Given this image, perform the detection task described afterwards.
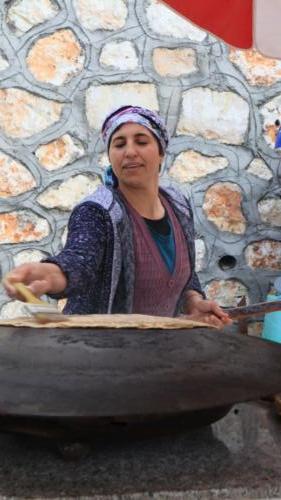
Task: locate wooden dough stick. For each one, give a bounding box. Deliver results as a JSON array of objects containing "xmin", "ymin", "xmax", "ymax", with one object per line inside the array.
[
  {"xmin": 12, "ymin": 282, "xmax": 65, "ymax": 323},
  {"xmin": 13, "ymin": 282, "xmax": 46, "ymax": 305}
]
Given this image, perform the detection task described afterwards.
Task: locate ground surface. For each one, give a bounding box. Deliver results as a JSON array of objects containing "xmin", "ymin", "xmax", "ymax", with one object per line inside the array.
[{"xmin": 0, "ymin": 402, "xmax": 280, "ymax": 499}]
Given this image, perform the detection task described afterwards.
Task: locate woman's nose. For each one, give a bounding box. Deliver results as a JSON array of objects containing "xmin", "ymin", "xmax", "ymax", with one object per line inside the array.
[{"xmin": 124, "ymin": 141, "xmax": 137, "ymax": 156}]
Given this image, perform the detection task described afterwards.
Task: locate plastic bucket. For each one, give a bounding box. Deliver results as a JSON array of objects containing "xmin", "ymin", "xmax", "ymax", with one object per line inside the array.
[{"xmin": 262, "ymin": 294, "xmax": 281, "ymax": 343}]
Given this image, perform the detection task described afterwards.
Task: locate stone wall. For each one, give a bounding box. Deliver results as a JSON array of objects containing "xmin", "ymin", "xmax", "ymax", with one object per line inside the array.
[{"xmin": 0, "ymin": 0, "xmax": 280, "ymax": 319}]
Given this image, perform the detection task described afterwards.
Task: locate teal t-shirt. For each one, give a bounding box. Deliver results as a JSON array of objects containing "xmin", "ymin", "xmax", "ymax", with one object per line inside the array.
[{"xmin": 144, "ymin": 212, "xmax": 176, "ymax": 273}]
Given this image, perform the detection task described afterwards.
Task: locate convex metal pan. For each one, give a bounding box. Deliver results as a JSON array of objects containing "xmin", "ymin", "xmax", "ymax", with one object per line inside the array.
[{"xmin": 0, "ymin": 325, "xmax": 280, "ymax": 437}]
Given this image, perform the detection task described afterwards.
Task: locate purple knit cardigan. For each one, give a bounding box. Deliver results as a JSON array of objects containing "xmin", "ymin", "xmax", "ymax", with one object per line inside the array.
[{"xmin": 44, "ymin": 185, "xmax": 204, "ymax": 315}]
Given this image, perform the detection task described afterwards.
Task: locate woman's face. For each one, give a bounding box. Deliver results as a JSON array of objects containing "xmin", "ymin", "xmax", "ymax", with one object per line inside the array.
[{"xmin": 108, "ymin": 122, "xmax": 164, "ymax": 189}]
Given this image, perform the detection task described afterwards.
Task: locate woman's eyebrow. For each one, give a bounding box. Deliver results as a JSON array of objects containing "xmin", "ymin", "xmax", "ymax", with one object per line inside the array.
[
  {"xmin": 134, "ymin": 133, "xmax": 149, "ymax": 138},
  {"xmin": 112, "ymin": 132, "xmax": 149, "ymax": 143}
]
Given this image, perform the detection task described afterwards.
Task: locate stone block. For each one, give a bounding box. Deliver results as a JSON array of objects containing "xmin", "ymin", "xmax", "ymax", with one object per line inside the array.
[
  {"xmin": 246, "ymin": 158, "xmax": 273, "ymax": 180},
  {"xmin": 153, "ymin": 48, "xmax": 197, "ymax": 77},
  {"xmin": 195, "ymin": 238, "xmax": 206, "ymax": 272},
  {"xmin": 245, "ymin": 240, "xmax": 281, "ymax": 270},
  {"xmin": 6, "ymin": 0, "xmax": 59, "ymax": 36},
  {"xmin": 0, "ymin": 300, "xmax": 27, "ymax": 319},
  {"xmin": 26, "ymin": 29, "xmax": 85, "ymax": 85},
  {"xmin": 258, "ymin": 199, "xmax": 281, "ymax": 227},
  {"xmin": 203, "ymin": 182, "xmax": 246, "ymax": 234},
  {"xmin": 0, "ymin": 211, "xmax": 49, "ymax": 244},
  {"xmin": 73, "ymin": 0, "xmax": 127, "ymax": 31},
  {"xmin": 0, "ymin": 88, "xmax": 62, "ymax": 138},
  {"xmin": 100, "ymin": 41, "xmax": 138, "ymax": 71},
  {"xmin": 35, "ymin": 134, "xmax": 85, "ymax": 170},
  {"xmin": 13, "ymin": 249, "xmax": 47, "ymax": 266},
  {"xmin": 177, "ymin": 87, "xmax": 249, "ymax": 145},
  {"xmin": 205, "ymin": 279, "xmax": 249, "ymax": 307},
  {"xmin": 98, "ymin": 152, "xmax": 110, "ymax": 168},
  {"xmin": 146, "ymin": 0, "xmax": 206, "ymax": 40},
  {"xmin": 86, "ymin": 82, "xmax": 159, "ymax": 130},
  {"xmin": 37, "ymin": 174, "xmax": 101, "ymax": 211},
  {"xmin": 169, "ymin": 150, "xmax": 228, "ymax": 183},
  {"xmin": 229, "ymin": 49, "xmax": 281, "ymax": 87},
  {"xmin": 0, "ymin": 152, "xmax": 36, "ymax": 196}
]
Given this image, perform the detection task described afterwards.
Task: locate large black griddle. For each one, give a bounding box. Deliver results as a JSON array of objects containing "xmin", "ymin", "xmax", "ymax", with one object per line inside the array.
[{"xmin": 0, "ymin": 325, "xmax": 280, "ymax": 439}]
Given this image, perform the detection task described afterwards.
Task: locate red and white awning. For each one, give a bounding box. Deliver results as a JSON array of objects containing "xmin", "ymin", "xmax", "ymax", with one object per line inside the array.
[{"xmin": 162, "ymin": 0, "xmax": 281, "ymax": 59}]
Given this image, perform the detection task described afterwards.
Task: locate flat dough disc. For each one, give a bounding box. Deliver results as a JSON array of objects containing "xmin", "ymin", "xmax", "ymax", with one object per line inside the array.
[{"xmin": 0, "ymin": 313, "xmax": 214, "ymax": 329}]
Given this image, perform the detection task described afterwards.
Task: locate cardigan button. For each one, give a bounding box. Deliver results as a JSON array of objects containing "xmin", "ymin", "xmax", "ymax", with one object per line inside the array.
[{"xmin": 168, "ymin": 279, "xmax": 175, "ymax": 288}]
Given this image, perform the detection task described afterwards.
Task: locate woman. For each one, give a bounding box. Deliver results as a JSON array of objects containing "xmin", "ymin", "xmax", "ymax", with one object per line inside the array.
[{"xmin": 4, "ymin": 105, "xmax": 231, "ymax": 327}]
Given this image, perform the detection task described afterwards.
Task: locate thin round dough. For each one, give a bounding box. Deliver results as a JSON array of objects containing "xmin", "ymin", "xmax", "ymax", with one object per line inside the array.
[{"xmin": 0, "ymin": 313, "xmax": 214, "ymax": 329}]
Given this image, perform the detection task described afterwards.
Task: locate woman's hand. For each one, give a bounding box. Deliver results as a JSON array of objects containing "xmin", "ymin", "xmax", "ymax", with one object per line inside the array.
[
  {"xmin": 3, "ymin": 263, "xmax": 67, "ymax": 301},
  {"xmin": 183, "ymin": 291, "xmax": 232, "ymax": 328}
]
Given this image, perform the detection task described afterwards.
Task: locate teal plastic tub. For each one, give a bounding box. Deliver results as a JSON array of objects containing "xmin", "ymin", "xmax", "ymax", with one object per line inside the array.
[{"xmin": 262, "ymin": 294, "xmax": 281, "ymax": 343}]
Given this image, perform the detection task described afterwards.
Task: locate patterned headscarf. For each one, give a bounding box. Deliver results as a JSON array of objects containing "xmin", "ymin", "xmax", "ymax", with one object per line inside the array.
[{"xmin": 101, "ymin": 105, "xmax": 170, "ymax": 187}]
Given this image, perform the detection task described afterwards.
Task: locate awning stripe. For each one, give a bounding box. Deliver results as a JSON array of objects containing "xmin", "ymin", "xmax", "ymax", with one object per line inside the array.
[
  {"xmin": 162, "ymin": 0, "xmax": 253, "ymax": 48},
  {"xmin": 255, "ymin": 0, "xmax": 281, "ymax": 58}
]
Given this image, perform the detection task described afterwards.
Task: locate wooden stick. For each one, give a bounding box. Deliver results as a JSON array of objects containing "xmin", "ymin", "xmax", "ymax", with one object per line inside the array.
[
  {"xmin": 13, "ymin": 283, "xmax": 46, "ymax": 305},
  {"xmin": 226, "ymin": 300, "xmax": 281, "ymax": 320}
]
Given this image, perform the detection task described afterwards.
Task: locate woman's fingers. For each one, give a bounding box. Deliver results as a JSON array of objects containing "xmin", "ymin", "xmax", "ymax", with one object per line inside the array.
[
  {"xmin": 3, "ymin": 263, "xmax": 67, "ymax": 302},
  {"xmin": 205, "ymin": 304, "xmax": 232, "ymax": 324},
  {"xmin": 186, "ymin": 313, "xmax": 225, "ymax": 328},
  {"xmin": 187, "ymin": 298, "xmax": 232, "ymax": 326},
  {"xmin": 2, "ymin": 278, "xmax": 18, "ymax": 299},
  {"xmin": 209, "ymin": 302, "xmax": 231, "ymax": 322},
  {"xmin": 28, "ymin": 279, "xmax": 50, "ymax": 297},
  {"xmin": 3, "ymin": 264, "xmax": 49, "ymax": 299},
  {"xmin": 203, "ymin": 314, "xmax": 226, "ymax": 328},
  {"xmin": 5, "ymin": 264, "xmax": 34, "ymax": 286}
]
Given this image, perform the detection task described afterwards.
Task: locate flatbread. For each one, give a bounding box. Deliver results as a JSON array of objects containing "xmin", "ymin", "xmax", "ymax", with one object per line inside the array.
[{"xmin": 0, "ymin": 313, "xmax": 214, "ymax": 329}]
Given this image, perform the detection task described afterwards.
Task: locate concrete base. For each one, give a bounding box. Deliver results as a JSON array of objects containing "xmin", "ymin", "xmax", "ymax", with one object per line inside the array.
[{"xmin": 0, "ymin": 402, "xmax": 281, "ymax": 498}]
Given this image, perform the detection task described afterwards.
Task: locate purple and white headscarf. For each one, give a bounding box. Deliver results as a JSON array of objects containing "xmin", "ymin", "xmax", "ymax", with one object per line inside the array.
[
  {"xmin": 102, "ymin": 105, "xmax": 170, "ymax": 187},
  {"xmin": 102, "ymin": 105, "xmax": 170, "ymax": 154},
  {"xmin": 102, "ymin": 106, "xmax": 169, "ymax": 187}
]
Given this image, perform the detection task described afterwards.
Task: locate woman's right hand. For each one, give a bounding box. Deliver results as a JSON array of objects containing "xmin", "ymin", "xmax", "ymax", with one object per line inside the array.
[{"xmin": 3, "ymin": 263, "xmax": 67, "ymax": 301}]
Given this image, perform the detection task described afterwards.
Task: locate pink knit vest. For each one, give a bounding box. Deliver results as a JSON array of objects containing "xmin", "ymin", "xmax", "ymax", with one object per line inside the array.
[{"xmin": 125, "ymin": 196, "xmax": 191, "ymax": 317}]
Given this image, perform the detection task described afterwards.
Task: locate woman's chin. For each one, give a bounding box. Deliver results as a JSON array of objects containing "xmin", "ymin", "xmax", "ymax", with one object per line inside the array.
[
  {"xmin": 121, "ymin": 178, "xmax": 146, "ymax": 189},
  {"xmin": 128, "ymin": 183, "xmax": 144, "ymax": 190}
]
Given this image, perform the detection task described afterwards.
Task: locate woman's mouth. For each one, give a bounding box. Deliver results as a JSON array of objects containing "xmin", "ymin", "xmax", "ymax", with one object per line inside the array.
[{"xmin": 123, "ymin": 163, "xmax": 142, "ymax": 170}]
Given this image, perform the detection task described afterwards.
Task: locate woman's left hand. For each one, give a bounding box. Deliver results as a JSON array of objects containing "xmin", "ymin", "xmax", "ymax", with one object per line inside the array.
[{"xmin": 183, "ymin": 292, "xmax": 233, "ymax": 328}]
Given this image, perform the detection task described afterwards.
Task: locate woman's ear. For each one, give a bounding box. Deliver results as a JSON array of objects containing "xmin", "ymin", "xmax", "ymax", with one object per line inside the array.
[{"xmin": 159, "ymin": 151, "xmax": 164, "ymax": 170}]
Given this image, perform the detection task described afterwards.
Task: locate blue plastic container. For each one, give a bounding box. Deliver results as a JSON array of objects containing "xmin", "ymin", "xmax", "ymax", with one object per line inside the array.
[
  {"xmin": 275, "ymin": 130, "xmax": 281, "ymax": 149},
  {"xmin": 262, "ymin": 294, "xmax": 281, "ymax": 343}
]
